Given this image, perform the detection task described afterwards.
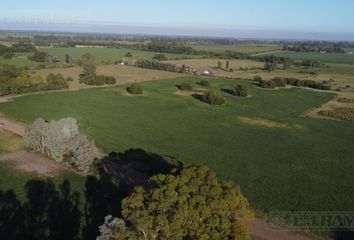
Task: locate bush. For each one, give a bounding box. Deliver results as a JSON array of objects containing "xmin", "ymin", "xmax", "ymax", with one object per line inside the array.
[
  {"xmin": 179, "ymin": 82, "xmax": 193, "ymax": 91},
  {"xmin": 79, "ymin": 75, "xmax": 116, "ymax": 86},
  {"xmin": 152, "ymin": 54, "xmax": 168, "ymax": 61},
  {"xmin": 258, "ymin": 79, "xmax": 276, "ymax": 89},
  {"xmin": 29, "ymin": 51, "xmax": 48, "ymax": 62},
  {"xmin": 199, "ymin": 80, "xmax": 210, "ymax": 87},
  {"xmin": 203, "ymin": 90, "xmax": 225, "ymax": 105},
  {"xmin": 66, "ymin": 77, "xmax": 74, "ymax": 81},
  {"xmin": 272, "ymin": 77, "xmax": 286, "ymax": 87},
  {"xmin": 318, "ymin": 108, "xmax": 354, "ymax": 122},
  {"xmin": 253, "ymin": 75, "xmax": 262, "ymax": 82},
  {"xmin": 127, "ymin": 82, "xmax": 143, "ymax": 95},
  {"xmin": 24, "ymin": 118, "xmax": 100, "ymax": 173},
  {"xmin": 46, "ymin": 73, "xmax": 69, "ymax": 90},
  {"xmin": 232, "ymin": 84, "xmax": 248, "ymax": 97},
  {"xmin": 125, "ymin": 52, "xmax": 133, "ymax": 57}
]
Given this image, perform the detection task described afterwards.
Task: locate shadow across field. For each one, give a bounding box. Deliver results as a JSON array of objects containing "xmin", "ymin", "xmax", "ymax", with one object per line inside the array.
[{"xmin": 0, "ymin": 148, "xmax": 181, "ymax": 240}]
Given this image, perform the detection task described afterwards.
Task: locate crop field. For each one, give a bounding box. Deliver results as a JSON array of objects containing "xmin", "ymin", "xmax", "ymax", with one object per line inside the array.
[
  {"xmin": 192, "ymin": 43, "xmax": 281, "ymax": 54},
  {"xmin": 1, "ymin": 77, "xmax": 353, "ymax": 213},
  {"xmin": 262, "ymin": 51, "xmax": 354, "ymax": 65}
]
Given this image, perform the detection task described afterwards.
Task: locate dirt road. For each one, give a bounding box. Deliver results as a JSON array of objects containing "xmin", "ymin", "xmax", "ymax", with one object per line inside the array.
[
  {"xmin": 0, "ymin": 117, "xmax": 25, "ymax": 136},
  {"xmin": 0, "ymin": 150, "xmax": 62, "ymax": 176},
  {"xmin": 247, "ymin": 219, "xmax": 312, "ymax": 240}
]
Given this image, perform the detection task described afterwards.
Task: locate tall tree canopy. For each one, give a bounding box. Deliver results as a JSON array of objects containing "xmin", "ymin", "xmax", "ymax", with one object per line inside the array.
[{"xmin": 98, "ymin": 165, "xmax": 253, "ymax": 240}]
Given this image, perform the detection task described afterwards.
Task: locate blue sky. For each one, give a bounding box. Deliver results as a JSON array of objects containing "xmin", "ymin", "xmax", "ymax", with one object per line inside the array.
[{"xmin": 1, "ymin": 0, "xmax": 354, "ymax": 40}]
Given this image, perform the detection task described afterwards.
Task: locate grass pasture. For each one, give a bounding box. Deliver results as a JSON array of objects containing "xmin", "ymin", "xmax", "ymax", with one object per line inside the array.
[
  {"xmin": 41, "ymin": 47, "xmax": 201, "ymax": 63},
  {"xmin": 34, "ymin": 65, "xmax": 182, "ymax": 89},
  {"xmin": 0, "ymin": 77, "xmax": 353, "ymax": 214},
  {"xmin": 261, "ymin": 51, "xmax": 354, "ymax": 65},
  {"xmin": 192, "ymin": 43, "xmax": 282, "ymax": 54}
]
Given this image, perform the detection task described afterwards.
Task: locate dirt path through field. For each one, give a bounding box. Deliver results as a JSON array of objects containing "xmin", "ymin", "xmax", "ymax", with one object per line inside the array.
[
  {"xmin": 0, "ymin": 150, "xmax": 63, "ymax": 176},
  {"xmin": 0, "ymin": 117, "xmax": 25, "ymax": 136},
  {"xmin": 247, "ymin": 219, "xmax": 312, "ymax": 240}
]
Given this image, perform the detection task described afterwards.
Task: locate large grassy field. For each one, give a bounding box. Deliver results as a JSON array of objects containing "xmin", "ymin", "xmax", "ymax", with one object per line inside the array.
[
  {"xmin": 192, "ymin": 43, "xmax": 281, "ymax": 54},
  {"xmin": 0, "ymin": 47, "xmax": 201, "ymax": 68},
  {"xmin": 0, "ymin": 77, "xmax": 353, "ymax": 214},
  {"xmin": 41, "ymin": 47, "xmax": 200, "ymax": 63},
  {"xmin": 262, "ymin": 51, "xmax": 354, "ymax": 65}
]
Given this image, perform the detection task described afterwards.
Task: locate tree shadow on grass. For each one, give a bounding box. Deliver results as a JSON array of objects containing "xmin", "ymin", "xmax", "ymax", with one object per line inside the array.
[
  {"xmin": 191, "ymin": 93, "xmax": 205, "ymax": 103},
  {"xmin": 0, "ymin": 179, "xmax": 81, "ymax": 240},
  {"xmin": 331, "ymin": 228, "xmax": 354, "ymax": 240},
  {"xmin": 221, "ymin": 88, "xmax": 234, "ymax": 96}
]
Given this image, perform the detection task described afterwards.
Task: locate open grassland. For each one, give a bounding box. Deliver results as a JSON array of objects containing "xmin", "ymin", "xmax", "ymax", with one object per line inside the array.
[
  {"xmin": 0, "ymin": 77, "xmax": 353, "ymax": 214},
  {"xmin": 261, "ymin": 51, "xmax": 354, "ymax": 65},
  {"xmin": 192, "ymin": 43, "xmax": 282, "ymax": 54},
  {"xmin": 0, "ymin": 47, "xmax": 201, "ymax": 68},
  {"xmin": 166, "ymin": 59, "xmax": 354, "ymax": 91},
  {"xmin": 35, "ymin": 65, "xmax": 182, "ymax": 89},
  {"xmin": 0, "ymin": 130, "xmax": 25, "ymax": 153}
]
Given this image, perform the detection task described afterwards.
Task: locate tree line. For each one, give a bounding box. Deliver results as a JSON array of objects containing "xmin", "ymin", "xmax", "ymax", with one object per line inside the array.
[{"xmin": 0, "ymin": 65, "xmax": 69, "ymax": 96}]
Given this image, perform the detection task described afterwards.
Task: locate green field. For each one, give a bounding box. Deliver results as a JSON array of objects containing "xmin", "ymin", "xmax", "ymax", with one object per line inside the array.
[
  {"xmin": 41, "ymin": 47, "xmax": 200, "ymax": 63},
  {"xmin": 1, "ymin": 77, "xmax": 353, "ymax": 214},
  {"xmin": 192, "ymin": 43, "xmax": 281, "ymax": 54},
  {"xmin": 0, "ymin": 47, "xmax": 201, "ymax": 68},
  {"xmin": 263, "ymin": 51, "xmax": 354, "ymax": 65}
]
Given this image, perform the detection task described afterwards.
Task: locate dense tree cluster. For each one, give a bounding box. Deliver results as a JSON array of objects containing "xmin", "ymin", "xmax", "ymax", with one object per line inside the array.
[
  {"xmin": 256, "ymin": 76, "xmax": 331, "ymax": 90},
  {"xmin": 24, "ymin": 117, "xmax": 100, "ymax": 173},
  {"xmin": 301, "ymin": 60, "xmax": 320, "ymax": 68},
  {"xmin": 0, "ymin": 65, "xmax": 69, "ymax": 96},
  {"xmin": 199, "ymin": 80, "xmax": 210, "ymax": 87},
  {"xmin": 283, "ymin": 42, "xmax": 345, "ymax": 53},
  {"xmin": 46, "ymin": 73, "xmax": 69, "ymax": 90},
  {"xmin": 318, "ymin": 108, "xmax": 354, "ymax": 122},
  {"xmin": 203, "ymin": 90, "xmax": 225, "ymax": 105},
  {"xmin": 11, "ymin": 42, "xmax": 36, "ymax": 52},
  {"xmin": 152, "ymin": 54, "xmax": 168, "ymax": 61},
  {"xmin": 126, "ymin": 82, "xmax": 143, "ymax": 95},
  {"xmin": 80, "ymin": 75, "xmax": 116, "ymax": 86},
  {"xmin": 78, "ymin": 53, "xmax": 116, "ymax": 86},
  {"xmin": 97, "ymin": 165, "xmax": 253, "ymax": 240},
  {"xmin": 134, "ymin": 60, "xmax": 177, "ymax": 72}
]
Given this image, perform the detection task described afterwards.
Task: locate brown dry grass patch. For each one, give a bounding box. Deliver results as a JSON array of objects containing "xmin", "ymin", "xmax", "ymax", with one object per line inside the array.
[
  {"xmin": 239, "ymin": 116, "xmax": 294, "ymax": 129},
  {"xmin": 34, "ymin": 65, "xmax": 182, "ymax": 90}
]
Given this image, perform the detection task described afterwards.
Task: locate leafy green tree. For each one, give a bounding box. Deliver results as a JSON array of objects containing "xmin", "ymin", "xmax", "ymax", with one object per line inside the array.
[
  {"xmin": 46, "ymin": 73, "xmax": 69, "ymax": 90},
  {"xmin": 127, "ymin": 82, "xmax": 143, "ymax": 95},
  {"xmin": 81, "ymin": 53, "xmax": 96, "ymax": 77},
  {"xmin": 112, "ymin": 165, "xmax": 253, "ymax": 240},
  {"xmin": 218, "ymin": 61, "xmax": 223, "ymax": 69},
  {"xmin": 264, "ymin": 62, "xmax": 277, "ymax": 72},
  {"xmin": 152, "ymin": 54, "xmax": 168, "ymax": 61}
]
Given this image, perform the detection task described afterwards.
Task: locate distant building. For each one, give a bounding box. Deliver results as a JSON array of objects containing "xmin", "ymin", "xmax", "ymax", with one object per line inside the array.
[{"xmin": 201, "ymin": 70, "xmax": 213, "ymax": 76}]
